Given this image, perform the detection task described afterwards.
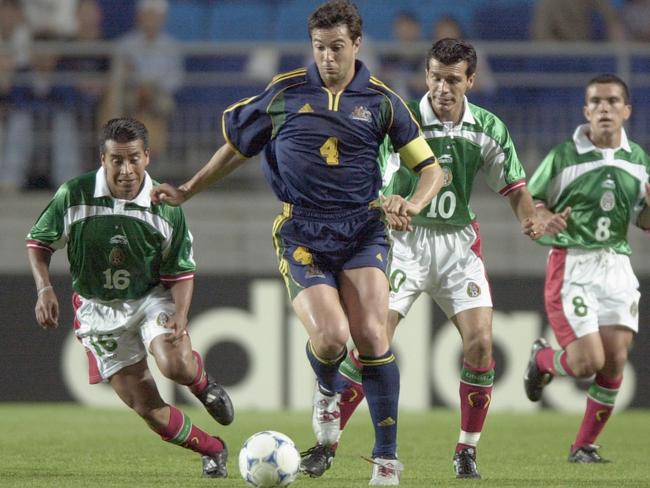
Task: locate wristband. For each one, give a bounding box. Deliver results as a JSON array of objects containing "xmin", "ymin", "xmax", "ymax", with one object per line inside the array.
[{"xmin": 37, "ymin": 285, "xmax": 53, "ymax": 296}]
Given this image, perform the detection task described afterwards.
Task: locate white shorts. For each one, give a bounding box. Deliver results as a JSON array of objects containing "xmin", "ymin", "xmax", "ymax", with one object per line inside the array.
[
  {"xmin": 73, "ymin": 285, "xmax": 176, "ymax": 383},
  {"xmin": 388, "ymin": 222, "xmax": 492, "ymax": 319},
  {"xmin": 544, "ymin": 247, "xmax": 640, "ymax": 348}
]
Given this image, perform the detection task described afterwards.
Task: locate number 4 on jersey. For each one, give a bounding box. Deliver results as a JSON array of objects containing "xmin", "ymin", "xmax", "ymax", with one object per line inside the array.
[{"xmin": 320, "ymin": 137, "xmax": 339, "ymax": 165}]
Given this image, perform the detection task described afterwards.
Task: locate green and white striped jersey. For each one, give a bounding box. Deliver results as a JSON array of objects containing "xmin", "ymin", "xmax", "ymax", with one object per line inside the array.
[
  {"xmin": 529, "ymin": 124, "xmax": 650, "ymax": 254},
  {"xmin": 27, "ymin": 169, "xmax": 196, "ymax": 300},
  {"xmin": 380, "ymin": 94, "xmax": 526, "ymax": 227}
]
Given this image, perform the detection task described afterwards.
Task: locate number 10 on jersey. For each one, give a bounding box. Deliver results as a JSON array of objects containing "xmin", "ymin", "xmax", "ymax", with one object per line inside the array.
[{"xmin": 426, "ymin": 190, "xmax": 457, "ymax": 219}]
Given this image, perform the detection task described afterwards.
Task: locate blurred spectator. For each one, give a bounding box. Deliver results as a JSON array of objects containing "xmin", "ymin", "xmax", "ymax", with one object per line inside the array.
[
  {"xmin": 621, "ymin": 0, "xmax": 650, "ymax": 41},
  {"xmin": 0, "ymin": 0, "xmax": 32, "ymax": 95},
  {"xmin": 114, "ymin": 0, "xmax": 183, "ymax": 157},
  {"xmin": 381, "ymin": 10, "xmax": 425, "ymax": 100},
  {"xmin": 1, "ymin": 35, "xmax": 82, "ymax": 190},
  {"xmin": 65, "ymin": 0, "xmax": 110, "ymax": 160},
  {"xmin": 22, "ymin": 0, "xmax": 78, "ymax": 39},
  {"xmin": 433, "ymin": 15, "xmax": 496, "ymax": 98},
  {"xmin": 0, "ymin": 0, "xmax": 32, "ymax": 192},
  {"xmin": 69, "ymin": 0, "xmax": 108, "ymax": 109},
  {"xmin": 531, "ymin": 0, "xmax": 625, "ymax": 41}
]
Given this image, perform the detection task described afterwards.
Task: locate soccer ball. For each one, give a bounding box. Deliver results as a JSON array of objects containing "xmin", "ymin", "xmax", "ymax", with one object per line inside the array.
[{"xmin": 238, "ymin": 431, "xmax": 301, "ymax": 487}]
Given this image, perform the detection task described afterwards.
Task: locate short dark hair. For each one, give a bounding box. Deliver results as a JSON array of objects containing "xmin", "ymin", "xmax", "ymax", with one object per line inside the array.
[
  {"xmin": 308, "ymin": 0, "xmax": 362, "ymax": 41},
  {"xmin": 99, "ymin": 118, "xmax": 149, "ymax": 153},
  {"xmin": 586, "ymin": 73, "xmax": 630, "ymax": 104},
  {"xmin": 426, "ymin": 38, "xmax": 477, "ymax": 77}
]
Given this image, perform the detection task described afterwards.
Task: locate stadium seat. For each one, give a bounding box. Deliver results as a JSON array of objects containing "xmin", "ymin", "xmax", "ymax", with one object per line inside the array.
[{"xmin": 472, "ymin": 2, "xmax": 533, "ymax": 40}]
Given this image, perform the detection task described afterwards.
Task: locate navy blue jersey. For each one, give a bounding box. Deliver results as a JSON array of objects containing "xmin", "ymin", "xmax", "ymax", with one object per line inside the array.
[{"xmin": 223, "ymin": 61, "xmax": 434, "ymax": 210}]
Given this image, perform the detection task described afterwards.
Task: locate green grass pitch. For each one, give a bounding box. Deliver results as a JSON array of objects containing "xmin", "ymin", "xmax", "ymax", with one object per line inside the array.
[{"xmin": 1, "ymin": 404, "xmax": 649, "ymax": 487}]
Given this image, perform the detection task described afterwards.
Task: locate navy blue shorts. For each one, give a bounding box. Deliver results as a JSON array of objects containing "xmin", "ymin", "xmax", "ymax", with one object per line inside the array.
[{"xmin": 272, "ymin": 203, "xmax": 390, "ymax": 300}]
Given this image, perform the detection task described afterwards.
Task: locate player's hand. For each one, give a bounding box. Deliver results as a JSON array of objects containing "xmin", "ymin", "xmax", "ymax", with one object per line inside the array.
[
  {"xmin": 544, "ymin": 207, "xmax": 572, "ymax": 235},
  {"xmin": 35, "ymin": 288, "xmax": 59, "ymax": 329},
  {"xmin": 150, "ymin": 183, "xmax": 188, "ymax": 206},
  {"xmin": 384, "ymin": 211, "xmax": 413, "ymax": 231},
  {"xmin": 381, "ymin": 194, "xmax": 420, "ymax": 217},
  {"xmin": 164, "ymin": 312, "xmax": 189, "ymax": 342},
  {"xmin": 521, "ymin": 215, "xmax": 546, "ymax": 240}
]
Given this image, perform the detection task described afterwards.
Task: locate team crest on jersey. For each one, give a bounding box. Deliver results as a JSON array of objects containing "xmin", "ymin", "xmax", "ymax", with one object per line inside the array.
[
  {"xmin": 350, "ymin": 106, "xmax": 372, "ymax": 122},
  {"xmin": 109, "ymin": 247, "xmax": 126, "ymax": 266},
  {"xmin": 438, "ymin": 154, "xmax": 453, "ymax": 165},
  {"xmin": 600, "ymin": 190, "xmax": 616, "ymax": 212},
  {"xmin": 630, "ymin": 301, "xmax": 638, "ymax": 317},
  {"xmin": 293, "ymin": 246, "xmax": 313, "ymax": 265},
  {"xmin": 156, "ymin": 312, "xmax": 169, "ymax": 327},
  {"xmin": 467, "ymin": 281, "xmax": 481, "ymax": 297},
  {"xmin": 442, "ymin": 166, "xmax": 453, "ymax": 187}
]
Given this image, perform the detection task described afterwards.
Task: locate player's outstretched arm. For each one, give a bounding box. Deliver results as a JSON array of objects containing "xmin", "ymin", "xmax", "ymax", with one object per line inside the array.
[
  {"xmin": 382, "ymin": 162, "xmax": 443, "ymax": 231},
  {"xmin": 508, "ymin": 187, "xmax": 547, "ymax": 240},
  {"xmin": 151, "ymin": 143, "xmax": 248, "ymax": 206},
  {"xmin": 27, "ymin": 247, "xmax": 59, "ymax": 329}
]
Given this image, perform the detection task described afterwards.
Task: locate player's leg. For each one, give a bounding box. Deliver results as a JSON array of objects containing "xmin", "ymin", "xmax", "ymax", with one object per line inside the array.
[
  {"xmin": 142, "ymin": 289, "xmax": 233, "ymax": 425},
  {"xmin": 330, "ymin": 226, "xmax": 424, "ymax": 449},
  {"xmin": 431, "ymin": 223, "xmax": 493, "ymax": 479},
  {"xmin": 568, "ymin": 326, "xmax": 633, "ymax": 463},
  {"xmin": 293, "ymin": 283, "xmax": 350, "ymax": 441},
  {"xmin": 340, "ymin": 266, "xmax": 403, "ymax": 485},
  {"xmin": 450, "ymin": 306, "xmax": 494, "ymax": 479},
  {"xmin": 109, "ymin": 359, "xmax": 228, "ymax": 478}
]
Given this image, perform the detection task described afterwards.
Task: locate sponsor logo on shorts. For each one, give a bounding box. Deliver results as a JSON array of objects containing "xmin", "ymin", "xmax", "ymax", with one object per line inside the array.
[
  {"xmin": 306, "ymin": 265, "xmax": 325, "ymax": 279},
  {"xmin": 467, "ymin": 281, "xmax": 481, "ymax": 297},
  {"xmin": 350, "ymin": 105, "xmax": 372, "ymax": 122},
  {"xmin": 156, "ymin": 312, "xmax": 169, "ymax": 327},
  {"xmin": 600, "ymin": 190, "xmax": 615, "ymax": 212},
  {"xmin": 630, "ymin": 301, "xmax": 638, "ymax": 317}
]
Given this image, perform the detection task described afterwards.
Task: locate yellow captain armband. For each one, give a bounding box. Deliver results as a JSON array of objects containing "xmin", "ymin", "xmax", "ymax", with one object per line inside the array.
[{"xmin": 398, "ymin": 136, "xmax": 434, "ymax": 171}]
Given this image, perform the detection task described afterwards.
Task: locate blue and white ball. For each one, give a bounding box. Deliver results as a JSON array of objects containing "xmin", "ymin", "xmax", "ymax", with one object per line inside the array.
[{"xmin": 239, "ymin": 431, "xmax": 301, "ymax": 487}]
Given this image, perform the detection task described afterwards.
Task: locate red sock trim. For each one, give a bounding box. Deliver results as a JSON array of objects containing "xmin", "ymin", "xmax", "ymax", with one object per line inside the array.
[
  {"xmin": 596, "ymin": 373, "xmax": 622, "ymax": 389},
  {"xmin": 462, "ymin": 359, "xmax": 495, "ymax": 373},
  {"xmin": 159, "ymin": 405, "xmax": 184, "ymax": 440}
]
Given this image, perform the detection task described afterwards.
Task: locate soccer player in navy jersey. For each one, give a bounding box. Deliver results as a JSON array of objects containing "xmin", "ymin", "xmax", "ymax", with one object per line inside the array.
[{"xmin": 151, "ymin": 1, "xmax": 443, "ymax": 484}]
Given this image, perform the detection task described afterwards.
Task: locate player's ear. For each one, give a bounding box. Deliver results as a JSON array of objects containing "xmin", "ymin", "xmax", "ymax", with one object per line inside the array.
[
  {"xmin": 143, "ymin": 149, "xmax": 151, "ymax": 168},
  {"xmin": 466, "ymin": 73, "xmax": 476, "ymax": 91},
  {"xmin": 622, "ymin": 103, "xmax": 631, "ymax": 121}
]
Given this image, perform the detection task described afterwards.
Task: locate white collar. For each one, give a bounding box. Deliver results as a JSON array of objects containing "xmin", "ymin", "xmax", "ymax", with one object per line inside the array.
[
  {"xmin": 418, "ymin": 94, "xmax": 475, "ymax": 127},
  {"xmin": 573, "ymin": 123, "xmax": 631, "ymax": 155},
  {"xmin": 93, "ymin": 167, "xmax": 153, "ymax": 207}
]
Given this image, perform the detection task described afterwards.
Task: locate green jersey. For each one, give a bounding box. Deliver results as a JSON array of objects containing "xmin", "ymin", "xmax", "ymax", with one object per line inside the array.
[
  {"xmin": 27, "ymin": 169, "xmax": 196, "ymax": 300},
  {"xmin": 380, "ymin": 94, "xmax": 527, "ymax": 227},
  {"xmin": 528, "ymin": 124, "xmax": 650, "ymax": 254}
]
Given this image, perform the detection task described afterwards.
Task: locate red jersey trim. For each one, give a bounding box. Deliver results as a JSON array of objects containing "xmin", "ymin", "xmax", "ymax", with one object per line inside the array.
[{"xmin": 499, "ymin": 180, "xmax": 526, "ymax": 197}]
